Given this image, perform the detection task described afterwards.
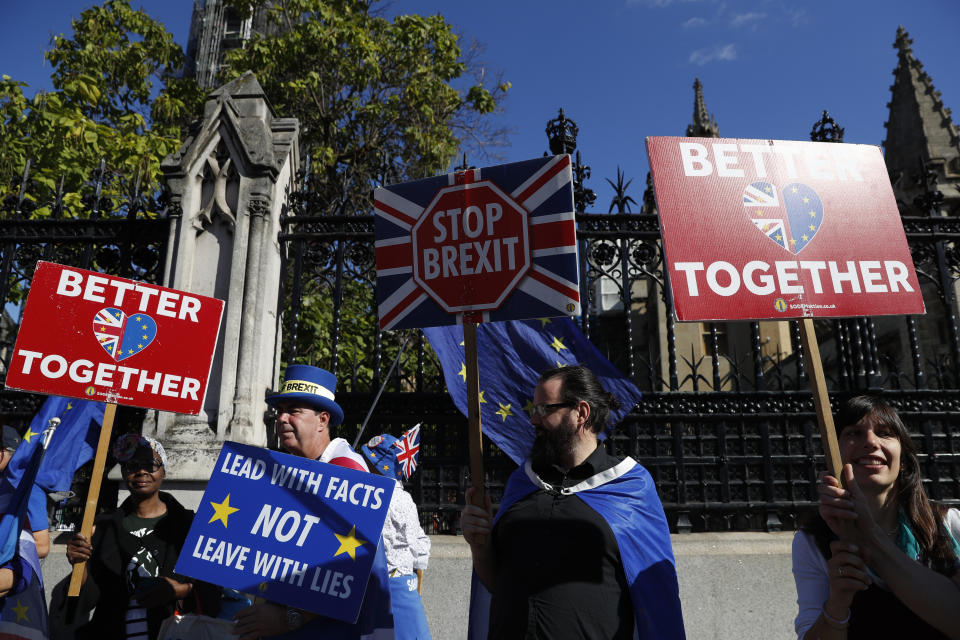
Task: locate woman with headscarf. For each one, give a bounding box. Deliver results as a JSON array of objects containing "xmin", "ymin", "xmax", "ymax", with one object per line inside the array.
[
  {"xmin": 65, "ymin": 434, "xmax": 214, "ymax": 639},
  {"xmin": 792, "ymin": 396, "xmax": 960, "ymax": 639}
]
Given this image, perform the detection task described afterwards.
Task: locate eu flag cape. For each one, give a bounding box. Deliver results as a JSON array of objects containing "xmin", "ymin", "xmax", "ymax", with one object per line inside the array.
[
  {"xmin": 424, "ymin": 318, "xmax": 642, "ymax": 464},
  {"xmin": 468, "ymin": 459, "xmax": 685, "ymax": 640}
]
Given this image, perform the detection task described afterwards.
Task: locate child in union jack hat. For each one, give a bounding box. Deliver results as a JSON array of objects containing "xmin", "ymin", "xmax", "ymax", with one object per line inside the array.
[{"xmin": 362, "ymin": 425, "xmax": 432, "ymax": 640}]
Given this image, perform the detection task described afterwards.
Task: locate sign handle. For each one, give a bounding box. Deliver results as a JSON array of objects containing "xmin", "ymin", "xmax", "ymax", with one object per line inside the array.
[
  {"xmin": 463, "ymin": 323, "xmax": 485, "ymax": 509},
  {"xmin": 68, "ymin": 402, "xmax": 117, "ymax": 597},
  {"xmin": 797, "ymin": 319, "xmax": 844, "ymax": 482}
]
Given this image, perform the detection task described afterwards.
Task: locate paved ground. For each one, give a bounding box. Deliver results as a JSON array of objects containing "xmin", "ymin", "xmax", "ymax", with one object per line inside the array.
[{"xmin": 43, "ymin": 531, "xmax": 799, "ymax": 639}]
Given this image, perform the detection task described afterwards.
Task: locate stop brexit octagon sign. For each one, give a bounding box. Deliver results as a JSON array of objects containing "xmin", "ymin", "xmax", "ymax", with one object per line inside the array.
[
  {"xmin": 646, "ymin": 137, "xmax": 926, "ymax": 322},
  {"xmin": 5, "ymin": 262, "xmax": 224, "ymax": 415},
  {"xmin": 374, "ymin": 155, "xmax": 580, "ymax": 329}
]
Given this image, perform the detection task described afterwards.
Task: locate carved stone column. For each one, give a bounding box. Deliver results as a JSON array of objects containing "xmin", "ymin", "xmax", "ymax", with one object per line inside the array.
[{"xmin": 137, "ymin": 72, "xmax": 298, "ymax": 505}]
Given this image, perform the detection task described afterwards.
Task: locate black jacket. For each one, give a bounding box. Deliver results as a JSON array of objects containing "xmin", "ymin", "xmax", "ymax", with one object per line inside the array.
[{"xmin": 52, "ymin": 492, "xmax": 219, "ymax": 640}]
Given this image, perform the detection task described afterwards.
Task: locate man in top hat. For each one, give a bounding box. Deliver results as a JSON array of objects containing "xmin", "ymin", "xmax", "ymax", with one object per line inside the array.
[
  {"xmin": 362, "ymin": 425, "xmax": 432, "ymax": 640},
  {"xmin": 232, "ymin": 364, "xmax": 394, "ymax": 640}
]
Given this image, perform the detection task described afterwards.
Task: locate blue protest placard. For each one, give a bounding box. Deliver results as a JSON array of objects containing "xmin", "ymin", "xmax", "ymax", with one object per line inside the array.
[
  {"xmin": 174, "ymin": 441, "xmax": 395, "ymax": 621},
  {"xmin": 374, "ymin": 155, "xmax": 579, "ymax": 329}
]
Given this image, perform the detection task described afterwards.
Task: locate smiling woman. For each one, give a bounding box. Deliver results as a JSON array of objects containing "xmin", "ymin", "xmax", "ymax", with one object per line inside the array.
[
  {"xmin": 791, "ymin": 396, "xmax": 960, "ymax": 640},
  {"xmin": 57, "ymin": 435, "xmax": 219, "ymax": 640}
]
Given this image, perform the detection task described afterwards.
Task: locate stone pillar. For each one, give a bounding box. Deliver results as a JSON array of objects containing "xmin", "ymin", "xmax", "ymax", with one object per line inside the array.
[{"xmin": 136, "ymin": 72, "xmax": 298, "ymax": 505}]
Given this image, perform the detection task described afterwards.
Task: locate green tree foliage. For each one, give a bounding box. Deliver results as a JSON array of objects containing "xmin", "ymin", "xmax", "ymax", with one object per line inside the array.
[
  {"xmin": 223, "ymin": 0, "xmax": 510, "ymax": 215},
  {"xmin": 0, "ymin": 0, "xmax": 203, "ymax": 216},
  {"xmin": 225, "ymin": 0, "xmax": 508, "ymax": 385}
]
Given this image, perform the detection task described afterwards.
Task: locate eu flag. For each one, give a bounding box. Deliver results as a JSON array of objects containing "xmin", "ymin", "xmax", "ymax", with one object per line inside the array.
[
  {"xmin": 3, "ymin": 396, "xmax": 104, "ymax": 533},
  {"xmin": 6, "ymin": 396, "xmax": 105, "ymax": 493},
  {"xmin": 423, "ymin": 318, "xmax": 642, "ymax": 464}
]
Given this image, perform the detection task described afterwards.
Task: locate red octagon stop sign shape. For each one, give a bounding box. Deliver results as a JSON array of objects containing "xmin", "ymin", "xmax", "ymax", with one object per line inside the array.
[{"xmin": 412, "ymin": 181, "xmax": 531, "ymax": 313}]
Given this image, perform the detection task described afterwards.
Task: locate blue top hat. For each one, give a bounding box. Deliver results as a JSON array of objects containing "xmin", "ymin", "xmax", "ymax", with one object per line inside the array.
[
  {"xmin": 266, "ymin": 364, "xmax": 345, "ymax": 426},
  {"xmin": 361, "ymin": 424, "xmax": 421, "ymax": 481}
]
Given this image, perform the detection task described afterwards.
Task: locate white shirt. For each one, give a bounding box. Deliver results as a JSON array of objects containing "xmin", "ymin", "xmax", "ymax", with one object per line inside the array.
[
  {"xmin": 792, "ymin": 508, "xmax": 960, "ymax": 639},
  {"xmin": 381, "ymin": 481, "xmax": 431, "ymax": 576}
]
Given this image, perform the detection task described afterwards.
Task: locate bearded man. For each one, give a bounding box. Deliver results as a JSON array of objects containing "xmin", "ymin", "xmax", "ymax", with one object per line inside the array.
[{"xmin": 461, "ymin": 365, "xmax": 685, "ymax": 640}]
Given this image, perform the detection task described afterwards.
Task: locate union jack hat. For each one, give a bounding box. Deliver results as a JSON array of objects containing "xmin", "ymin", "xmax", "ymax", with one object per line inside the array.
[{"xmin": 361, "ymin": 424, "xmax": 421, "ymax": 482}]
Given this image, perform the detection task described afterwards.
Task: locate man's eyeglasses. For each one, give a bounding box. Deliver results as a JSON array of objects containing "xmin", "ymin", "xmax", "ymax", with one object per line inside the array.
[
  {"xmin": 121, "ymin": 461, "xmax": 163, "ymax": 475},
  {"xmin": 528, "ymin": 402, "xmax": 576, "ymax": 417}
]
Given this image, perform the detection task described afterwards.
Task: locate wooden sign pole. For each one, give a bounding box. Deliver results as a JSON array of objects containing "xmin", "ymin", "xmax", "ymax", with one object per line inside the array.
[
  {"xmin": 797, "ymin": 319, "xmax": 844, "ymax": 482},
  {"xmin": 67, "ymin": 402, "xmax": 117, "ymax": 597},
  {"xmin": 463, "ymin": 323, "xmax": 485, "ymax": 507}
]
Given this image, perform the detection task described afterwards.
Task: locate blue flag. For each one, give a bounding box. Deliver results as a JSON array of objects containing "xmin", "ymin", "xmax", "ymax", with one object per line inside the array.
[
  {"xmin": 3, "ymin": 396, "xmax": 104, "ymax": 535},
  {"xmin": 7, "ymin": 396, "xmax": 105, "ymax": 493},
  {"xmin": 423, "ymin": 317, "xmax": 642, "ymax": 464}
]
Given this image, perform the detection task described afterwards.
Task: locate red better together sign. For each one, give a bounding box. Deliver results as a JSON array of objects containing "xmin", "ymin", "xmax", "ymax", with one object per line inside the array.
[
  {"xmin": 5, "ymin": 262, "xmax": 224, "ymax": 414},
  {"xmin": 647, "ymin": 137, "xmax": 925, "ymax": 321}
]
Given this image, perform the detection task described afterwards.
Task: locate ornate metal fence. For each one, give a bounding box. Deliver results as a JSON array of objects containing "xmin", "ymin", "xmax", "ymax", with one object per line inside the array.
[
  {"xmin": 276, "ymin": 115, "xmax": 960, "ymax": 533},
  {"xmin": 0, "ymin": 161, "xmax": 171, "ymax": 519}
]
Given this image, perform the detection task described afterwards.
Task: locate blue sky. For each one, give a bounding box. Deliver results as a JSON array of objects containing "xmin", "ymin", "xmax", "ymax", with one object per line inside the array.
[{"xmin": 3, "ymin": 0, "xmax": 958, "ymax": 212}]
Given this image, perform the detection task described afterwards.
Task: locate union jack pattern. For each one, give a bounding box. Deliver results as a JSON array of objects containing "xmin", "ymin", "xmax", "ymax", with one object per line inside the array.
[
  {"xmin": 374, "ymin": 155, "xmax": 579, "ymax": 330},
  {"xmin": 93, "ymin": 307, "xmax": 125, "ymax": 359},
  {"xmin": 393, "ymin": 424, "xmax": 420, "ymax": 480}
]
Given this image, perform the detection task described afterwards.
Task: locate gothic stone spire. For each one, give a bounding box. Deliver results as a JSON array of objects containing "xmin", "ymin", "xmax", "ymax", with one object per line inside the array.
[
  {"xmin": 686, "ymin": 78, "xmax": 720, "ymax": 138},
  {"xmin": 883, "ymin": 26, "xmax": 960, "ymax": 213}
]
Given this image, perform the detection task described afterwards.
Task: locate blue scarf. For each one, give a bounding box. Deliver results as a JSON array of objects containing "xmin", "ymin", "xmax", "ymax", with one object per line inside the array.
[{"xmin": 896, "ymin": 508, "xmax": 960, "ymax": 564}]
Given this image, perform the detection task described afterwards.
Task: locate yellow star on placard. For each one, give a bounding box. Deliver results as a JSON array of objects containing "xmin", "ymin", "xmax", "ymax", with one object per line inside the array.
[
  {"xmin": 209, "ymin": 494, "xmax": 239, "ymax": 528},
  {"xmin": 114, "ymin": 311, "xmax": 122, "ymax": 319},
  {"xmin": 65, "ymin": 402, "xmax": 72, "ymax": 412},
  {"xmin": 790, "ymin": 238, "xmax": 797, "ymax": 246},
  {"xmin": 137, "ymin": 344, "xmax": 143, "ymax": 349},
  {"xmin": 458, "ymin": 363, "xmax": 467, "ymax": 381},
  {"xmin": 478, "ymin": 390, "xmax": 487, "ymax": 404},
  {"xmin": 764, "ymin": 185, "xmax": 772, "ymax": 193},
  {"xmin": 791, "ymin": 186, "xmax": 798, "ymax": 193},
  {"xmin": 127, "ymin": 348, "xmax": 134, "ymax": 354},
  {"xmin": 382, "ymin": 464, "xmax": 390, "ymax": 473},
  {"xmin": 334, "ymin": 525, "xmax": 367, "ymax": 560},
  {"xmin": 22, "ymin": 428, "xmax": 38, "ymax": 444},
  {"xmin": 809, "ymin": 224, "xmax": 816, "ymax": 231},
  {"xmin": 134, "ymin": 315, "xmax": 141, "ymax": 322},
  {"xmin": 141, "ymin": 324, "xmax": 147, "ymax": 330},
  {"xmin": 802, "ymin": 234, "xmax": 809, "ymax": 241},
  {"xmin": 11, "ymin": 599, "xmax": 28, "ymax": 622},
  {"xmin": 549, "ymin": 336, "xmax": 567, "ymax": 353},
  {"xmin": 495, "ymin": 402, "xmax": 513, "ymax": 421},
  {"xmin": 809, "ymin": 210, "xmax": 816, "ymax": 217},
  {"xmin": 756, "ymin": 209, "xmax": 765, "ymax": 217},
  {"xmin": 775, "ymin": 234, "xmax": 783, "ymax": 242},
  {"xmin": 142, "ymin": 334, "xmax": 148, "ymax": 340},
  {"xmin": 803, "ymin": 196, "xmax": 810, "ymax": 204}
]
